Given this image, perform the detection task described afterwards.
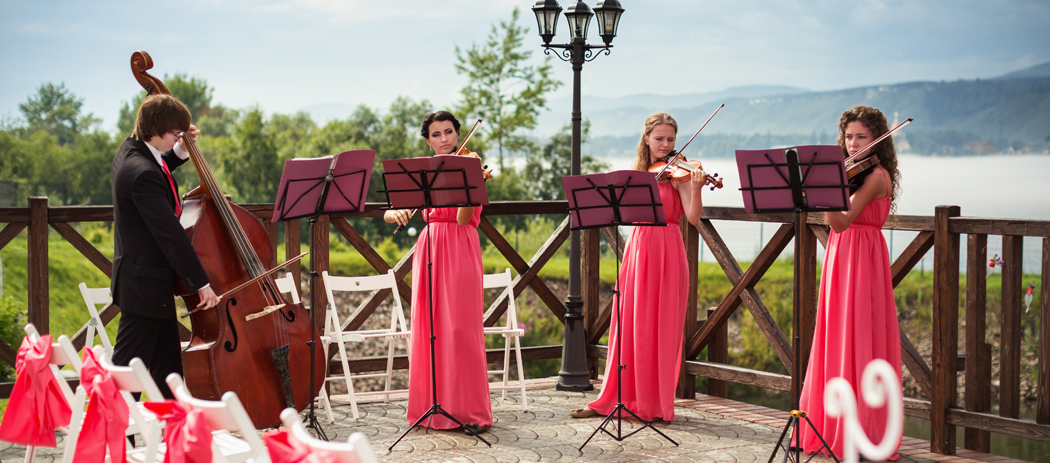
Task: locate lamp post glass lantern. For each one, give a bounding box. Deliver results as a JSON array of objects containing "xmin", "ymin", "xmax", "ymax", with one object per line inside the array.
[
  {"xmin": 531, "ymin": 0, "xmax": 623, "ymax": 392},
  {"xmin": 593, "ymin": 0, "xmax": 624, "ymax": 45},
  {"xmin": 532, "ymin": 0, "xmax": 562, "ymax": 45}
]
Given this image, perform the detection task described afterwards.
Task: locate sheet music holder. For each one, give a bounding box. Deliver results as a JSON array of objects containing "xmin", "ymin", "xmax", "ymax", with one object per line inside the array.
[
  {"xmin": 378, "ymin": 155, "xmax": 489, "ymax": 212},
  {"xmin": 270, "ymin": 150, "xmax": 375, "ymax": 441},
  {"xmin": 736, "ymin": 145, "xmax": 846, "ymax": 463},
  {"xmin": 736, "ymin": 145, "xmax": 849, "ymax": 214},
  {"xmin": 562, "ymin": 170, "xmax": 666, "ymax": 230},
  {"xmin": 272, "ymin": 150, "xmax": 375, "ymax": 222},
  {"xmin": 562, "ymin": 171, "xmax": 679, "ymax": 450},
  {"xmin": 379, "ymin": 154, "xmax": 491, "ymax": 450}
]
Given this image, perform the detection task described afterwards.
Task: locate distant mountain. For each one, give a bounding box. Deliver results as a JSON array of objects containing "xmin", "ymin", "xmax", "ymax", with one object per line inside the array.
[
  {"xmin": 535, "ymin": 85, "xmax": 809, "ymax": 134},
  {"xmin": 995, "ymin": 61, "xmax": 1050, "ymax": 79},
  {"xmin": 555, "ymin": 62, "xmax": 1050, "ymax": 148}
]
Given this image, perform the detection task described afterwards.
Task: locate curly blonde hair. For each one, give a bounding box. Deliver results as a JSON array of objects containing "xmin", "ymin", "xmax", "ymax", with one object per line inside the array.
[
  {"xmin": 633, "ymin": 112, "xmax": 679, "ymax": 171},
  {"xmin": 837, "ymin": 105, "xmax": 901, "ymax": 209}
]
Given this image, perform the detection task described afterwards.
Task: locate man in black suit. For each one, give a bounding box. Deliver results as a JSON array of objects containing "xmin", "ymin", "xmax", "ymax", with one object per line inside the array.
[{"xmin": 111, "ymin": 94, "xmax": 219, "ymax": 398}]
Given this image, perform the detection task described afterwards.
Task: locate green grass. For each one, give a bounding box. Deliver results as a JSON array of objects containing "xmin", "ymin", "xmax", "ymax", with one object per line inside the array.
[{"xmin": 1, "ymin": 221, "xmax": 1044, "ymax": 421}]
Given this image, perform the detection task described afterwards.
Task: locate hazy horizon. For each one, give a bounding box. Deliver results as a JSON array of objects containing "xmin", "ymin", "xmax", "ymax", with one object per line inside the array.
[{"xmin": 2, "ymin": 0, "xmax": 1048, "ymax": 133}]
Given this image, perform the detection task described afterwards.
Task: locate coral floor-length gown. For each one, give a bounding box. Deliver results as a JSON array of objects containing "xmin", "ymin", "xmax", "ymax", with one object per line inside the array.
[
  {"xmin": 588, "ymin": 181, "xmax": 688, "ymax": 421},
  {"xmin": 798, "ymin": 178, "xmax": 902, "ymax": 457},
  {"xmin": 406, "ymin": 206, "xmax": 492, "ymax": 429}
]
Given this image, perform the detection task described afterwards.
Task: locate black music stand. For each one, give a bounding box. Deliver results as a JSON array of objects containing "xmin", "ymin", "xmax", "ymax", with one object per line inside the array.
[
  {"xmin": 737, "ymin": 145, "xmax": 847, "ymax": 463},
  {"xmin": 272, "ymin": 149, "xmax": 376, "ymax": 440},
  {"xmin": 561, "ymin": 170, "xmax": 679, "ymax": 451},
  {"xmin": 378, "ymin": 155, "xmax": 491, "ymax": 450}
]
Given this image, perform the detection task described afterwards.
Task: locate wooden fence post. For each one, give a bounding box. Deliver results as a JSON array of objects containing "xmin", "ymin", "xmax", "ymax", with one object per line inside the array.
[
  {"xmin": 964, "ymin": 233, "xmax": 990, "ymax": 452},
  {"xmin": 931, "ymin": 205, "xmax": 960, "ymax": 454},
  {"xmin": 1038, "ymin": 237, "xmax": 1050, "ymax": 424},
  {"xmin": 677, "ymin": 220, "xmax": 699, "ymax": 399},
  {"xmin": 28, "ymin": 197, "xmax": 48, "ymax": 334},
  {"xmin": 1000, "ymin": 235, "xmax": 1024, "ymax": 418}
]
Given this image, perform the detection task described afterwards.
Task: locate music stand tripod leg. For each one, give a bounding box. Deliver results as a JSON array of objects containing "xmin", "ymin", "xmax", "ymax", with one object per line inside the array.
[{"xmin": 388, "ymin": 201, "xmax": 492, "ymax": 451}]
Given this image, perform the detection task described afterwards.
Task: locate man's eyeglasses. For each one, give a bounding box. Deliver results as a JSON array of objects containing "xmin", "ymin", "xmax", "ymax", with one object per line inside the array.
[{"xmin": 170, "ymin": 131, "xmax": 184, "ymax": 140}]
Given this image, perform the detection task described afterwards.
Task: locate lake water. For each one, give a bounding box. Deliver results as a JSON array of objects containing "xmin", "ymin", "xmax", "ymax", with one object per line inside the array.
[{"xmin": 513, "ymin": 153, "xmax": 1050, "ymax": 273}]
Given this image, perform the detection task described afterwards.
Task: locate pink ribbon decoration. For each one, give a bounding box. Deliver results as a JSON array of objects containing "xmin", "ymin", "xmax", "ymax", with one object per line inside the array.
[
  {"xmin": 143, "ymin": 400, "xmax": 214, "ymax": 463},
  {"xmin": 73, "ymin": 347, "xmax": 129, "ymax": 463},
  {"xmin": 263, "ymin": 429, "xmax": 340, "ymax": 463},
  {"xmin": 0, "ymin": 334, "xmax": 72, "ymax": 446}
]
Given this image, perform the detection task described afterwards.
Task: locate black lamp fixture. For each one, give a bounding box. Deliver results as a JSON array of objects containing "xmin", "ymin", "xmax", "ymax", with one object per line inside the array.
[
  {"xmin": 563, "ymin": 1, "xmax": 593, "ymax": 41},
  {"xmin": 593, "ymin": 0, "xmax": 624, "ymax": 45},
  {"xmin": 532, "ymin": 0, "xmax": 562, "ymax": 45}
]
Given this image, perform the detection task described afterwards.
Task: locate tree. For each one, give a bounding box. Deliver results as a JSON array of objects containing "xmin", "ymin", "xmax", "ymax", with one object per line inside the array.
[
  {"xmin": 118, "ymin": 74, "xmax": 215, "ymax": 134},
  {"xmin": 455, "ymin": 7, "xmax": 562, "ymax": 170},
  {"xmin": 523, "ymin": 121, "xmax": 608, "ymax": 201},
  {"xmin": 220, "ymin": 107, "xmax": 281, "ymax": 203},
  {"xmin": 19, "ymin": 83, "xmax": 98, "ymax": 145}
]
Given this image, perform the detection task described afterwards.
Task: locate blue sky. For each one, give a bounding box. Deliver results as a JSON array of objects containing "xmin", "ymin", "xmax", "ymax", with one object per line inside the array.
[{"xmin": 1, "ymin": 0, "xmax": 1048, "ymax": 133}]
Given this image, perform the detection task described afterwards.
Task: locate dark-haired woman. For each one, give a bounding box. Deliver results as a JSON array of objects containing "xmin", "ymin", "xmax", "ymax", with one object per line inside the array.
[
  {"xmin": 384, "ymin": 111, "xmax": 492, "ymax": 433},
  {"xmin": 570, "ymin": 111, "xmax": 705, "ymax": 422},
  {"xmin": 798, "ymin": 105, "xmax": 903, "ymax": 458}
]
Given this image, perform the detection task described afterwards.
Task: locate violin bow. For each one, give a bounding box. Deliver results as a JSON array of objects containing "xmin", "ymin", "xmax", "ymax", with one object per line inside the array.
[
  {"xmin": 453, "ymin": 118, "xmax": 483, "ymax": 154},
  {"xmin": 844, "ymin": 118, "xmax": 913, "ymax": 164},
  {"xmin": 654, "ymin": 103, "xmax": 724, "ymax": 180}
]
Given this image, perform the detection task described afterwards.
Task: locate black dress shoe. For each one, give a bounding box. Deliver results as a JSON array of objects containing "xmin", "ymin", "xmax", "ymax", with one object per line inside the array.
[{"xmin": 463, "ymin": 422, "xmax": 491, "ymax": 435}]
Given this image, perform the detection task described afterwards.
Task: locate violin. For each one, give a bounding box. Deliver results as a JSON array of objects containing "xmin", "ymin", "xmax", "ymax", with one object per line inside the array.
[
  {"xmin": 393, "ymin": 118, "xmax": 488, "ymax": 234},
  {"xmin": 843, "ymin": 117, "xmax": 912, "ymax": 180},
  {"xmin": 446, "ymin": 119, "xmax": 492, "ymax": 180},
  {"xmin": 649, "ymin": 152, "xmax": 724, "ymax": 190},
  {"xmin": 646, "ymin": 103, "xmax": 727, "ymax": 190}
]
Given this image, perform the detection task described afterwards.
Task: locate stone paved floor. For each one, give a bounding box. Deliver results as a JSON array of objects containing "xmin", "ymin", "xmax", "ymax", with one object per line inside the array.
[{"xmin": 0, "ymin": 378, "xmax": 1030, "ymax": 462}]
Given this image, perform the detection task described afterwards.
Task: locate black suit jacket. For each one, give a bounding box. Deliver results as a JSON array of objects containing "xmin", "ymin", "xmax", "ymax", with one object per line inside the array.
[{"xmin": 111, "ymin": 136, "xmax": 209, "ymax": 319}]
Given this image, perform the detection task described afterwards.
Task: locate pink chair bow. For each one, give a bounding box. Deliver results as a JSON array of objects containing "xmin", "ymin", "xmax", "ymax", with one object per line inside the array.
[
  {"xmin": 0, "ymin": 334, "xmax": 72, "ymax": 446},
  {"xmin": 143, "ymin": 400, "xmax": 214, "ymax": 463},
  {"xmin": 73, "ymin": 347, "xmax": 129, "ymax": 463},
  {"xmin": 263, "ymin": 429, "xmax": 340, "ymax": 463}
]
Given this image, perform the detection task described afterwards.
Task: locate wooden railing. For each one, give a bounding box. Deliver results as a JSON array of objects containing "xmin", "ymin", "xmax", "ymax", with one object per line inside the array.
[{"xmin": 1, "ymin": 197, "xmax": 1047, "ymax": 455}]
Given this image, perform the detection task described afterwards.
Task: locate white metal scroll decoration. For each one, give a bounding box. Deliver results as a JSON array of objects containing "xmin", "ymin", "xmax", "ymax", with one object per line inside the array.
[{"xmin": 824, "ymin": 359, "xmax": 904, "ymax": 463}]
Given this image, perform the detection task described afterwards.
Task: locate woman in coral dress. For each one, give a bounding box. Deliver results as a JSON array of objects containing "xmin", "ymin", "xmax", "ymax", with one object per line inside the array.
[
  {"xmin": 570, "ymin": 111, "xmax": 706, "ymax": 422},
  {"xmin": 384, "ymin": 111, "xmax": 492, "ymax": 434},
  {"xmin": 798, "ymin": 105, "xmax": 903, "ymax": 458}
]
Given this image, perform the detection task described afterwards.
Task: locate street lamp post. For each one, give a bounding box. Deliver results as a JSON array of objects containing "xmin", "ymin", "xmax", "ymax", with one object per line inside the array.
[{"xmin": 531, "ymin": 0, "xmax": 624, "ymax": 392}]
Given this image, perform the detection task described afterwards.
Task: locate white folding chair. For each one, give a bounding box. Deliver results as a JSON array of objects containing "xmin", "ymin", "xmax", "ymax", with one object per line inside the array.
[
  {"xmin": 482, "ymin": 269, "xmax": 528, "ymax": 410},
  {"xmin": 273, "ymin": 273, "xmax": 301, "ymax": 304},
  {"xmin": 21, "ymin": 324, "xmax": 82, "ymax": 463},
  {"xmin": 62, "ymin": 346, "xmax": 167, "ymax": 463},
  {"xmin": 136, "ymin": 373, "xmax": 267, "ymax": 463},
  {"xmin": 321, "ymin": 269, "xmax": 410, "ymax": 420},
  {"xmin": 79, "ymin": 282, "xmax": 114, "ymax": 356},
  {"xmin": 279, "ymin": 408, "xmax": 378, "ymax": 463}
]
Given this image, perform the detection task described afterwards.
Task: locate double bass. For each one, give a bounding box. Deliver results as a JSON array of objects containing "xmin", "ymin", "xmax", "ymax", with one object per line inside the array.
[{"xmin": 130, "ymin": 51, "xmax": 323, "ymax": 428}]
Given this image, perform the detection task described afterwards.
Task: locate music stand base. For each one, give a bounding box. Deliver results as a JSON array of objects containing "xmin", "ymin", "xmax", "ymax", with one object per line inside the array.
[
  {"xmin": 389, "ymin": 403, "xmax": 492, "ymax": 450},
  {"xmin": 305, "ymin": 337, "xmax": 329, "ymax": 441},
  {"xmin": 768, "ymin": 411, "xmax": 838, "ymax": 463},
  {"xmin": 579, "ymin": 403, "xmax": 678, "ymax": 451}
]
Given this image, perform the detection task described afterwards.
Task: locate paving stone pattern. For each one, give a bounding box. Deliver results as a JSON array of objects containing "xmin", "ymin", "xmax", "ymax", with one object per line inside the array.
[{"xmin": 0, "ymin": 379, "xmax": 1028, "ymax": 462}]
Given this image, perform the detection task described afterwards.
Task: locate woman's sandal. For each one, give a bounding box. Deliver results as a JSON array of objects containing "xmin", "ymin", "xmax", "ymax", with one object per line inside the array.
[{"xmin": 570, "ymin": 407, "xmax": 600, "ymax": 418}]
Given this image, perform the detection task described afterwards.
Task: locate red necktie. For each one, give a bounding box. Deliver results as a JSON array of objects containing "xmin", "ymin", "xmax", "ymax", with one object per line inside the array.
[{"xmin": 160, "ymin": 160, "xmax": 182, "ymax": 217}]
